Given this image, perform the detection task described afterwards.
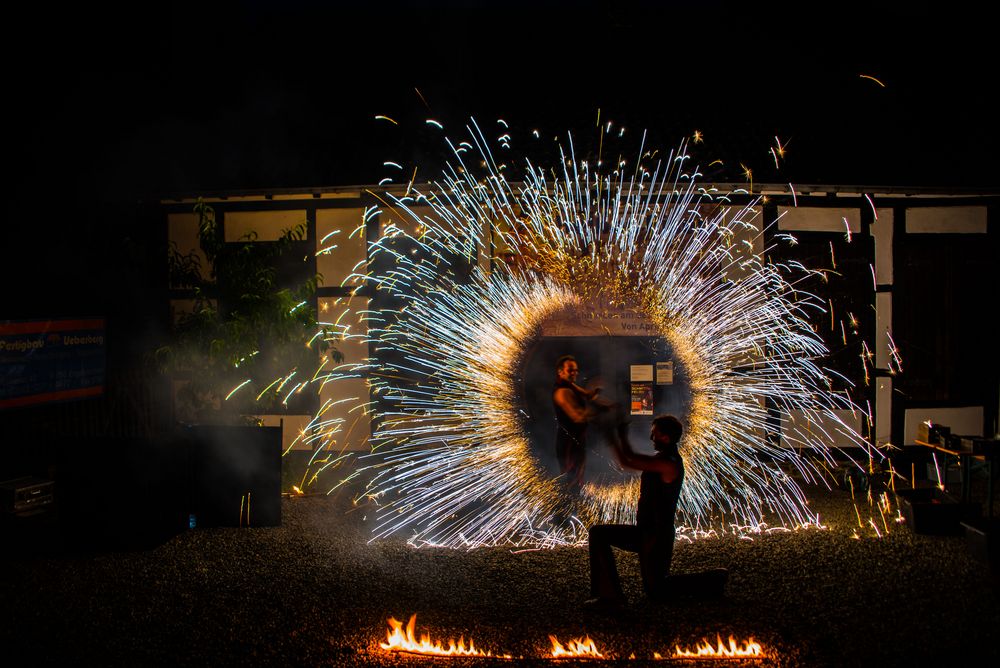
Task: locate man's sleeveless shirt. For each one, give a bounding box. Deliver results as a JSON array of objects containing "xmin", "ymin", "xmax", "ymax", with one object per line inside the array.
[{"xmin": 636, "ymin": 453, "xmax": 684, "ymax": 531}]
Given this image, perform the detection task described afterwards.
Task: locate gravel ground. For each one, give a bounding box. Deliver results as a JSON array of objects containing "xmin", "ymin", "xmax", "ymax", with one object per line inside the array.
[{"xmin": 2, "ymin": 479, "xmax": 998, "ymax": 667}]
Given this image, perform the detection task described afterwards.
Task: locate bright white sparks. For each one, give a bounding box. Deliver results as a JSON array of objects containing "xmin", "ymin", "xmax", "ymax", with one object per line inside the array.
[{"xmin": 317, "ymin": 119, "xmax": 878, "ymax": 548}]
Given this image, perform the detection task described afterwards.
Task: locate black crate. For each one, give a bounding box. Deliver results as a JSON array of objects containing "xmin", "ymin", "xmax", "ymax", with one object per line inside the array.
[
  {"xmin": 896, "ymin": 487, "xmax": 981, "ymax": 535},
  {"xmin": 960, "ymin": 437, "xmax": 998, "ymax": 456},
  {"xmin": 0, "ymin": 476, "xmax": 54, "ymax": 515},
  {"xmin": 961, "ymin": 518, "xmax": 1000, "ymax": 570},
  {"xmin": 182, "ymin": 425, "xmax": 282, "ymax": 528}
]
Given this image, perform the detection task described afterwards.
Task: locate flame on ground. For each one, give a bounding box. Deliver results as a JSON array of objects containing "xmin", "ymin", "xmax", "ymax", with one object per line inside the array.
[
  {"xmin": 549, "ymin": 634, "xmax": 603, "ymax": 658},
  {"xmin": 672, "ymin": 635, "xmax": 764, "ymax": 658},
  {"xmin": 380, "ymin": 614, "xmax": 496, "ymax": 657},
  {"xmin": 379, "ymin": 614, "xmax": 764, "ymax": 661}
]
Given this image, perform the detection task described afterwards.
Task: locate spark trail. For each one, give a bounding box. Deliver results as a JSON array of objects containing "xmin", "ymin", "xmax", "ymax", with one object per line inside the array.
[{"xmin": 325, "ymin": 119, "xmax": 879, "ymax": 548}]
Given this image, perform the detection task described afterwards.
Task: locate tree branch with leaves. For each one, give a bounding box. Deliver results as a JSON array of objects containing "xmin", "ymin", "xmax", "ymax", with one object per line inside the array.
[{"xmin": 158, "ymin": 199, "xmax": 342, "ymax": 424}]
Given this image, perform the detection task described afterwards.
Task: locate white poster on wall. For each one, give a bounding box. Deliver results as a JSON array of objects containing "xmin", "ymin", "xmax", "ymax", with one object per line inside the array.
[
  {"xmin": 656, "ymin": 361, "xmax": 674, "ymax": 385},
  {"xmin": 630, "ymin": 364, "xmax": 653, "ymax": 382}
]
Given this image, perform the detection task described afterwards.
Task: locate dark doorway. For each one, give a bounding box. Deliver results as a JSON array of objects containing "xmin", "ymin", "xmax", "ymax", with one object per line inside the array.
[{"xmin": 517, "ymin": 334, "xmax": 691, "ymax": 487}]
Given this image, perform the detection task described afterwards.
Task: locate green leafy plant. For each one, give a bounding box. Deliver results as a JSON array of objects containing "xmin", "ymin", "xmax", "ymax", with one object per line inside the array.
[{"xmin": 158, "ymin": 199, "xmax": 341, "ymax": 424}]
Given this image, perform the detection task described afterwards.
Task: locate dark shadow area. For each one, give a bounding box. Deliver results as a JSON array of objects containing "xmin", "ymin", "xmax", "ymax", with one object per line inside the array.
[
  {"xmin": 2, "ymin": 426, "xmax": 283, "ymax": 559},
  {"xmin": 52, "ymin": 434, "xmax": 191, "ymax": 554},
  {"xmin": 181, "ymin": 424, "xmax": 282, "ymax": 529}
]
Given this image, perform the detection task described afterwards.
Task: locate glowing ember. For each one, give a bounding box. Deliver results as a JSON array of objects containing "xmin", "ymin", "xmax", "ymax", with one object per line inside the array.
[
  {"xmin": 673, "ymin": 634, "xmax": 764, "ymax": 659},
  {"xmin": 380, "ymin": 614, "xmax": 494, "ymax": 657},
  {"xmin": 549, "ymin": 634, "xmax": 603, "ymax": 658}
]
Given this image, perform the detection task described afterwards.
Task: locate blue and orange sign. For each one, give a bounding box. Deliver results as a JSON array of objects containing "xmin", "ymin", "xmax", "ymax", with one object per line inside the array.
[{"xmin": 0, "ymin": 318, "xmax": 106, "ymax": 409}]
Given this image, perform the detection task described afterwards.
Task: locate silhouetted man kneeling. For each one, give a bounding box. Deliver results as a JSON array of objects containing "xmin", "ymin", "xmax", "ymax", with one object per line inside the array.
[{"xmin": 587, "ymin": 414, "xmax": 727, "ymax": 607}]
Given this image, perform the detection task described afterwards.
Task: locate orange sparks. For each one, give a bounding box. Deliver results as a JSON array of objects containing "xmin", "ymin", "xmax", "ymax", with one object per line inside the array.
[
  {"xmin": 549, "ymin": 634, "xmax": 603, "ymax": 658},
  {"xmin": 859, "ymin": 74, "xmax": 886, "ymax": 87},
  {"xmin": 674, "ymin": 635, "xmax": 764, "ymax": 659},
  {"xmin": 774, "ymin": 136, "xmax": 788, "ymax": 159},
  {"xmin": 239, "ymin": 491, "xmax": 251, "ymax": 528},
  {"xmin": 380, "ymin": 614, "xmax": 493, "ymax": 657},
  {"xmin": 692, "ymin": 129, "xmax": 704, "ymax": 144}
]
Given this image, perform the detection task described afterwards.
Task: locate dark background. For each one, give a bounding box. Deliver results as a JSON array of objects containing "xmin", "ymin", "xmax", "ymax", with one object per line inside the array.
[
  {"xmin": 8, "ymin": 1, "xmax": 995, "ymax": 304},
  {"xmin": 3, "ymin": 2, "xmax": 996, "ymax": 462},
  {"xmin": 10, "ymin": 1, "xmax": 996, "ymax": 202}
]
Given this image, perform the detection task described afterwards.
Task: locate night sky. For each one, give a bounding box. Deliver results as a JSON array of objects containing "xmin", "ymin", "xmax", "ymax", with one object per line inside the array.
[
  {"xmin": 5, "ymin": 2, "xmax": 995, "ymax": 320},
  {"xmin": 12, "ymin": 2, "xmax": 997, "ymax": 201}
]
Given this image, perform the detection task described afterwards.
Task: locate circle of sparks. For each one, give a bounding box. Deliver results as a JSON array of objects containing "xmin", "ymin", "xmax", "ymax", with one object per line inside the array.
[{"xmin": 351, "ymin": 120, "xmax": 871, "ymax": 548}]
